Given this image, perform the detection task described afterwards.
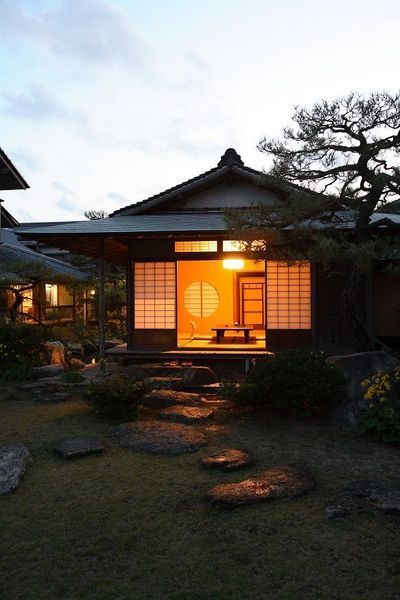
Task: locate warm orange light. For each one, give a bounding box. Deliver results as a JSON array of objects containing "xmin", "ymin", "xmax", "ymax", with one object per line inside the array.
[{"xmin": 222, "ymin": 259, "xmax": 245, "ymax": 270}]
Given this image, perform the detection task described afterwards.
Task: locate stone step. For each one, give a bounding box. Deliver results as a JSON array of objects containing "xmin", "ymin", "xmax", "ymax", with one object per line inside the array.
[
  {"xmin": 140, "ymin": 389, "xmax": 204, "ymax": 409},
  {"xmin": 127, "ymin": 363, "xmax": 218, "ymax": 385},
  {"xmin": 156, "ymin": 405, "xmax": 214, "ymax": 425}
]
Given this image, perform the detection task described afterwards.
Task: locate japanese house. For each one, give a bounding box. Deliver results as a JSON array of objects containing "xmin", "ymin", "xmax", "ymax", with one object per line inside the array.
[{"xmin": 18, "ymin": 148, "xmax": 400, "ymax": 353}]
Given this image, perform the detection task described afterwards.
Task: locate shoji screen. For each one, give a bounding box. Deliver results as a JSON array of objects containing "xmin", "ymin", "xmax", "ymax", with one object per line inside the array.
[
  {"xmin": 266, "ymin": 261, "xmax": 311, "ymax": 329},
  {"xmin": 134, "ymin": 262, "xmax": 176, "ymax": 329}
]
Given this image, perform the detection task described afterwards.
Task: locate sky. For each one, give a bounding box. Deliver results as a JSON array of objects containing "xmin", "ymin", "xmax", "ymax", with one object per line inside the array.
[{"xmin": 1, "ymin": 0, "xmax": 400, "ymax": 223}]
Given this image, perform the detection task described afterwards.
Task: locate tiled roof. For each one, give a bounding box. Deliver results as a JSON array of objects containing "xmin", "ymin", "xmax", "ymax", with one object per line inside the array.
[
  {"xmin": 110, "ymin": 148, "xmax": 287, "ymax": 217},
  {"xmin": 0, "ymin": 242, "xmax": 87, "ymax": 283}
]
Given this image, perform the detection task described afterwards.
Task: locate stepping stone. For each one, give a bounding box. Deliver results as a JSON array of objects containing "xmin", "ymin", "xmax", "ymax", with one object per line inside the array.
[
  {"xmin": 201, "ymin": 449, "xmax": 252, "ymax": 471},
  {"xmin": 127, "ymin": 364, "xmax": 218, "ymax": 385},
  {"xmin": 0, "ymin": 444, "xmax": 32, "ymax": 495},
  {"xmin": 33, "ymin": 364, "xmax": 65, "ymax": 378},
  {"xmin": 181, "ymin": 366, "xmax": 218, "ymax": 386},
  {"xmin": 207, "ymin": 464, "xmax": 315, "ymax": 507},
  {"xmin": 326, "ymin": 480, "xmax": 400, "ymax": 519},
  {"xmin": 141, "ymin": 389, "xmax": 203, "ymax": 409},
  {"xmin": 157, "ymin": 405, "xmax": 214, "ymax": 424},
  {"xmin": 54, "ymin": 436, "xmax": 104, "ymax": 458},
  {"xmin": 113, "ymin": 420, "xmax": 207, "ymax": 454},
  {"xmin": 146, "ymin": 377, "xmax": 183, "ymax": 390}
]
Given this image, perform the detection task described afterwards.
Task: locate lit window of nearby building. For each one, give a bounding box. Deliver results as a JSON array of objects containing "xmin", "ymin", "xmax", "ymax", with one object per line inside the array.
[
  {"xmin": 174, "ymin": 241, "xmax": 217, "ymax": 252},
  {"xmin": 45, "ymin": 284, "xmax": 58, "ymax": 306},
  {"xmin": 184, "ymin": 281, "xmax": 219, "ymax": 318},
  {"xmin": 266, "ymin": 261, "xmax": 311, "ymax": 329},
  {"xmin": 134, "ymin": 262, "xmax": 176, "ymax": 329}
]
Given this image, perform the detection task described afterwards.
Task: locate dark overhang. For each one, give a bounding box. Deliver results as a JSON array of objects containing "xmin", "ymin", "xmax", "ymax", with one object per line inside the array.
[{"xmin": 0, "ymin": 147, "xmax": 29, "ymax": 190}]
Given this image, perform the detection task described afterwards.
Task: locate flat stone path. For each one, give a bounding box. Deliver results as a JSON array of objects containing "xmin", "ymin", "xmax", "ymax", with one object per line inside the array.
[
  {"xmin": 54, "ymin": 436, "xmax": 105, "ymax": 458},
  {"xmin": 141, "ymin": 389, "xmax": 203, "ymax": 409},
  {"xmin": 201, "ymin": 449, "xmax": 252, "ymax": 471},
  {"xmin": 0, "ymin": 444, "xmax": 32, "ymax": 495},
  {"xmin": 207, "ymin": 464, "xmax": 315, "ymax": 507},
  {"xmin": 113, "ymin": 420, "xmax": 207, "ymax": 454},
  {"xmin": 326, "ymin": 480, "xmax": 400, "ymax": 519},
  {"xmin": 156, "ymin": 405, "xmax": 214, "ymax": 424}
]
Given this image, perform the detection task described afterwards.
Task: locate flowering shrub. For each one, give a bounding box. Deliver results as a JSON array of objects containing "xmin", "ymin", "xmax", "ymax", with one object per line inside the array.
[{"xmin": 359, "ymin": 368, "xmax": 400, "ymax": 443}]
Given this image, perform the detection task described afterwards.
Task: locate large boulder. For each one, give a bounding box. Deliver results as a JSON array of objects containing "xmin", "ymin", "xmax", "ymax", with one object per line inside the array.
[
  {"xmin": 44, "ymin": 341, "xmax": 67, "ymax": 367},
  {"xmin": 207, "ymin": 464, "xmax": 315, "ymax": 507},
  {"xmin": 112, "ymin": 420, "xmax": 207, "ymax": 454},
  {"xmin": 33, "ymin": 364, "xmax": 65, "ymax": 378},
  {"xmin": 127, "ymin": 364, "xmax": 218, "ymax": 386},
  {"xmin": 327, "ymin": 351, "xmax": 400, "ymax": 431},
  {"xmin": 0, "ymin": 445, "xmax": 32, "ymax": 495},
  {"xmin": 326, "ymin": 480, "xmax": 400, "ymax": 519}
]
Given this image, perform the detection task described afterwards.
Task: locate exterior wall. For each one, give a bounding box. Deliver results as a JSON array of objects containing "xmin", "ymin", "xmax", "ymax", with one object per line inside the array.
[{"xmin": 372, "ymin": 272, "xmax": 400, "ymax": 338}]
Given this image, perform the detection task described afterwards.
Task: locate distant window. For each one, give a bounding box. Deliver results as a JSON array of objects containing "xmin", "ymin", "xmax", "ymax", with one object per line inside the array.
[
  {"xmin": 266, "ymin": 261, "xmax": 311, "ymax": 329},
  {"xmin": 184, "ymin": 281, "xmax": 219, "ymax": 318},
  {"xmin": 45, "ymin": 284, "xmax": 58, "ymax": 306},
  {"xmin": 134, "ymin": 262, "xmax": 176, "ymax": 329},
  {"xmin": 175, "ymin": 241, "xmax": 217, "ymax": 252}
]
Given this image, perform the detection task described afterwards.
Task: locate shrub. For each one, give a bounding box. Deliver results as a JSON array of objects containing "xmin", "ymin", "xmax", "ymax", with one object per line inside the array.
[
  {"xmin": 61, "ymin": 371, "xmax": 85, "ymax": 384},
  {"xmin": 234, "ymin": 350, "xmax": 345, "ymax": 414},
  {"xmin": 359, "ymin": 368, "xmax": 400, "ymax": 443},
  {"xmin": 0, "ymin": 321, "xmax": 49, "ymax": 380},
  {"xmin": 84, "ymin": 376, "xmax": 148, "ymax": 420}
]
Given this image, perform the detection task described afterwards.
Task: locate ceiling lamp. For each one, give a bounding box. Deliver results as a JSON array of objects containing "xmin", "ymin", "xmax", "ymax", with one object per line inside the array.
[{"xmin": 223, "ymin": 259, "xmax": 244, "ymax": 270}]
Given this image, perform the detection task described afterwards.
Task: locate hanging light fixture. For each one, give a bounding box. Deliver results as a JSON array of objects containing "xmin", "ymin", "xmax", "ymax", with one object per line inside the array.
[{"xmin": 222, "ymin": 259, "xmax": 244, "ymax": 270}]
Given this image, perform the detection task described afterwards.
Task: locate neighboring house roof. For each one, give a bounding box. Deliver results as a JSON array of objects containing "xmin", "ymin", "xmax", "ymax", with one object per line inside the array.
[
  {"xmin": 0, "ymin": 205, "xmax": 20, "ymax": 228},
  {"xmin": 0, "ymin": 147, "xmax": 29, "ymax": 190},
  {"xmin": 0, "ymin": 241, "xmax": 87, "ymax": 284},
  {"xmin": 110, "ymin": 148, "xmax": 290, "ymax": 216}
]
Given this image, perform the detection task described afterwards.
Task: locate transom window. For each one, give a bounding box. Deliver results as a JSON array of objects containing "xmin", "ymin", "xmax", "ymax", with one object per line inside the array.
[{"xmin": 174, "ymin": 241, "xmax": 217, "ymax": 252}]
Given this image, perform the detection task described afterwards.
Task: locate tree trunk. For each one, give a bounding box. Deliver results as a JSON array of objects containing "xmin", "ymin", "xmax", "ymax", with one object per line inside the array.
[
  {"xmin": 340, "ymin": 270, "xmax": 376, "ymax": 352},
  {"xmin": 10, "ymin": 291, "xmax": 24, "ymax": 322}
]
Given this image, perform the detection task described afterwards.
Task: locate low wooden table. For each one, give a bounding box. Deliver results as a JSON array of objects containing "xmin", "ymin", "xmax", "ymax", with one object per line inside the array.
[{"xmin": 211, "ymin": 324, "xmax": 253, "ymax": 344}]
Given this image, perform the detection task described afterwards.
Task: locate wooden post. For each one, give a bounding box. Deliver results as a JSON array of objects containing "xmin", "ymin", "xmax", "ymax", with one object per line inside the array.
[
  {"xmin": 99, "ymin": 238, "xmax": 105, "ymax": 358},
  {"xmin": 311, "ymin": 260, "xmax": 317, "ymax": 351},
  {"xmin": 126, "ymin": 258, "xmax": 133, "ymax": 349}
]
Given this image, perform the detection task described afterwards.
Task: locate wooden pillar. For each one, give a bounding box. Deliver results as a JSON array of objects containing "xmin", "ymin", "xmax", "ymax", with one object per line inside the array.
[
  {"xmin": 98, "ymin": 238, "xmax": 105, "ymax": 358},
  {"xmin": 126, "ymin": 258, "xmax": 133, "ymax": 349},
  {"xmin": 311, "ymin": 260, "xmax": 318, "ymax": 351}
]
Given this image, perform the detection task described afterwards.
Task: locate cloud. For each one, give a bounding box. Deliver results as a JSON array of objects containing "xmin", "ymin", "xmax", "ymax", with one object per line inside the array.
[
  {"xmin": 1, "ymin": 83, "xmax": 83, "ymax": 123},
  {"xmin": 52, "ymin": 181, "xmax": 76, "ymax": 196},
  {"xmin": 55, "ymin": 196, "xmax": 79, "ymax": 213},
  {"xmin": 0, "ymin": 0, "xmax": 145, "ymax": 67}
]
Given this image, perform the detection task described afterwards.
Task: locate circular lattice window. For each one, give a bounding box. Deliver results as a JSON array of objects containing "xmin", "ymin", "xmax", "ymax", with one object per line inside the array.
[{"xmin": 184, "ymin": 281, "xmax": 219, "ymax": 318}]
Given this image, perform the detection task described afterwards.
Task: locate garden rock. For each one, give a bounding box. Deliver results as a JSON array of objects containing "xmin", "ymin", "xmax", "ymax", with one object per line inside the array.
[
  {"xmin": 207, "ymin": 464, "xmax": 315, "ymax": 507},
  {"xmin": 113, "ymin": 420, "xmax": 207, "ymax": 454},
  {"xmin": 140, "ymin": 389, "xmax": 203, "ymax": 409},
  {"xmin": 34, "ymin": 391, "xmax": 71, "ymax": 403},
  {"xmin": 33, "ymin": 364, "xmax": 65, "ymax": 378},
  {"xmin": 44, "ymin": 340, "xmax": 68, "ymax": 367},
  {"xmin": 182, "ymin": 366, "xmax": 218, "ymax": 386},
  {"xmin": 66, "ymin": 343, "xmax": 84, "ymax": 360},
  {"xmin": 327, "ymin": 351, "xmax": 400, "ymax": 431},
  {"xmin": 326, "ymin": 480, "xmax": 400, "ymax": 519},
  {"xmin": 0, "ymin": 444, "xmax": 32, "ymax": 495},
  {"xmin": 201, "ymin": 449, "xmax": 252, "ymax": 471},
  {"xmin": 156, "ymin": 405, "xmax": 214, "ymax": 424},
  {"xmin": 54, "ymin": 436, "xmax": 104, "ymax": 458}
]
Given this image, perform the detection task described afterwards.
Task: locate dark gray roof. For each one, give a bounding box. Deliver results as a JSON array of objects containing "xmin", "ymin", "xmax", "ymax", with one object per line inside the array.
[
  {"xmin": 0, "ymin": 147, "xmax": 29, "ymax": 190},
  {"xmin": 110, "ymin": 148, "xmax": 286, "ymax": 217},
  {"xmin": 0, "ymin": 241, "xmax": 87, "ymax": 283},
  {"xmin": 18, "ymin": 213, "xmax": 229, "ymax": 237}
]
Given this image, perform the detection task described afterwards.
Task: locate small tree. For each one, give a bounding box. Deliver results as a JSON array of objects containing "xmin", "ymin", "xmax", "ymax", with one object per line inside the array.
[{"xmin": 228, "ymin": 92, "xmax": 400, "ymax": 350}]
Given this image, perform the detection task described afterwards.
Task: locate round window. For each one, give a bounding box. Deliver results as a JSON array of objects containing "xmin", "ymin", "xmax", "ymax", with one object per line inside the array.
[{"xmin": 184, "ymin": 281, "xmax": 219, "ymax": 318}]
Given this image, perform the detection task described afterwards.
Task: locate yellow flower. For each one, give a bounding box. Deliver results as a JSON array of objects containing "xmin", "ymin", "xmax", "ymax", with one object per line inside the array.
[
  {"xmin": 369, "ymin": 403, "xmax": 374, "ymax": 408},
  {"xmin": 379, "ymin": 398, "xmax": 386, "ymax": 403}
]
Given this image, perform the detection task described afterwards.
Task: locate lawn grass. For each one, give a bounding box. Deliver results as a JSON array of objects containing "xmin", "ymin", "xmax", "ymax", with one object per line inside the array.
[{"xmin": 1, "ymin": 384, "xmax": 400, "ymax": 600}]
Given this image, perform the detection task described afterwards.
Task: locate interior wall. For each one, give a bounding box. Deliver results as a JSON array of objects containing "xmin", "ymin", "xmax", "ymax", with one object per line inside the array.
[{"xmin": 177, "ymin": 259, "xmax": 264, "ymax": 340}]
